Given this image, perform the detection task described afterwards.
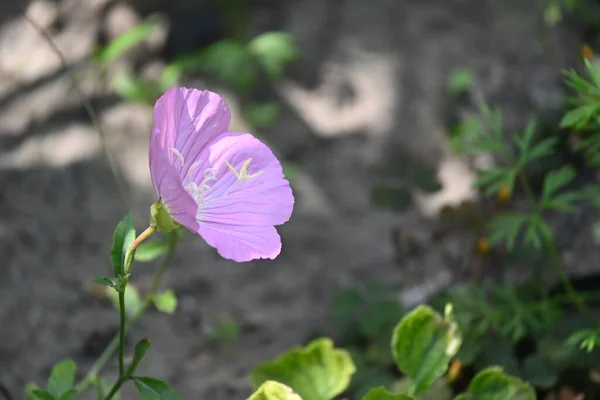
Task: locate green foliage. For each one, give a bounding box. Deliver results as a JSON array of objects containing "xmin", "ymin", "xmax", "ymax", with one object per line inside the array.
[
  {"xmin": 152, "ymin": 289, "xmax": 178, "ymax": 314},
  {"xmin": 456, "ymin": 366, "xmax": 536, "ymax": 400},
  {"xmin": 361, "ymin": 387, "xmax": 415, "ymax": 400},
  {"xmin": 454, "ymin": 101, "xmax": 582, "ymax": 251},
  {"xmin": 110, "ymin": 215, "xmax": 136, "ymax": 276},
  {"xmin": 248, "ymin": 32, "xmax": 299, "ymax": 81},
  {"xmin": 250, "ymin": 338, "xmax": 356, "ymax": 400},
  {"xmin": 94, "ymin": 18, "xmax": 164, "ymax": 65},
  {"xmin": 391, "ymin": 305, "xmax": 461, "ymax": 395},
  {"xmin": 48, "ymin": 360, "xmax": 77, "ymax": 399},
  {"xmin": 27, "ymin": 360, "xmax": 78, "ymax": 400},
  {"xmin": 245, "ymin": 102, "xmax": 281, "ymax": 128},
  {"xmin": 248, "ymin": 381, "xmax": 303, "ymax": 400},
  {"xmin": 562, "ymin": 60, "xmax": 600, "ymax": 165},
  {"xmin": 129, "ymin": 338, "xmax": 152, "ymax": 376},
  {"xmin": 566, "ymin": 327, "xmax": 600, "ymax": 352},
  {"xmin": 135, "ymin": 238, "xmax": 170, "ymax": 262},
  {"xmin": 447, "ymin": 68, "xmax": 475, "ymax": 95},
  {"xmin": 544, "ymin": 0, "xmax": 579, "ymax": 26},
  {"xmin": 133, "ymin": 377, "xmax": 181, "ymax": 400}
]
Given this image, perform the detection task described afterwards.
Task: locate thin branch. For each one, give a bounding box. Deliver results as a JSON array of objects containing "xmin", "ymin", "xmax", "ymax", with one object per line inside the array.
[{"xmin": 22, "ymin": 12, "xmax": 131, "ymax": 210}]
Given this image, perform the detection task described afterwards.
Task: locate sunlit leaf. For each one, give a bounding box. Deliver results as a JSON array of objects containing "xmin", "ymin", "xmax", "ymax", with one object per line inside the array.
[
  {"xmin": 391, "ymin": 305, "xmax": 461, "ymax": 395},
  {"xmin": 250, "ymin": 338, "xmax": 355, "ymax": 400},
  {"xmin": 153, "ymin": 289, "xmax": 178, "ymax": 314},
  {"xmin": 96, "ymin": 18, "xmax": 164, "ymax": 65},
  {"xmin": 110, "ymin": 215, "xmax": 136, "ymax": 275},
  {"xmin": 48, "ymin": 360, "xmax": 76, "ymax": 399},
  {"xmin": 460, "ymin": 366, "xmax": 536, "ymax": 400},
  {"xmin": 248, "ymin": 381, "xmax": 303, "ymax": 400},
  {"xmin": 248, "ymin": 32, "xmax": 299, "ymax": 81}
]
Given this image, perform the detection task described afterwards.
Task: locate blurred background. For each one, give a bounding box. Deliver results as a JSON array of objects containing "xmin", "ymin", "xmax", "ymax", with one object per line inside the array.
[{"xmin": 1, "ymin": 0, "xmax": 600, "ymax": 399}]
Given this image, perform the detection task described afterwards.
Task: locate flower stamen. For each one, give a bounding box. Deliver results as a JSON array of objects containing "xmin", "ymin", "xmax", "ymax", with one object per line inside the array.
[
  {"xmin": 171, "ymin": 148, "xmax": 185, "ymax": 167},
  {"xmin": 226, "ymin": 158, "xmax": 263, "ymax": 181}
]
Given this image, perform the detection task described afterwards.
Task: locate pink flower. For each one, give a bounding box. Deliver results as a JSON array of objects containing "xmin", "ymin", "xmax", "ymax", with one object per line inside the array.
[{"xmin": 149, "ymin": 87, "xmax": 294, "ymax": 262}]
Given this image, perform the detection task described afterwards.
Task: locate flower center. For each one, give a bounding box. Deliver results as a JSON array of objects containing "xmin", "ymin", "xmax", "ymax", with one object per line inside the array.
[{"xmin": 170, "ymin": 148, "xmax": 264, "ymax": 204}]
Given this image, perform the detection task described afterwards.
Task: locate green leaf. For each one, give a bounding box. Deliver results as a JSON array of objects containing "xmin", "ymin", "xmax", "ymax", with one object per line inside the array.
[
  {"xmin": 513, "ymin": 118, "xmax": 537, "ymax": 156},
  {"xmin": 488, "ymin": 213, "xmax": 528, "ymax": 250},
  {"xmin": 447, "ymin": 68, "xmax": 475, "ymax": 95},
  {"xmin": 391, "ymin": 305, "xmax": 462, "ymax": 395},
  {"xmin": 463, "ymin": 366, "xmax": 535, "ymax": 400},
  {"xmin": 249, "ymin": 337, "xmax": 356, "ymax": 400},
  {"xmin": 106, "ymin": 283, "xmax": 143, "ymax": 319},
  {"xmin": 111, "ymin": 73, "xmax": 163, "ymax": 105},
  {"xmin": 248, "ymin": 381, "xmax": 303, "ymax": 400},
  {"xmin": 475, "ymin": 167, "xmax": 514, "ymax": 197},
  {"xmin": 248, "ymin": 32, "xmax": 299, "ymax": 81},
  {"xmin": 521, "ymin": 354, "xmax": 558, "ymax": 389},
  {"xmin": 25, "ymin": 382, "xmax": 42, "ymax": 400},
  {"xmin": 96, "ymin": 18, "xmax": 163, "ymax": 65},
  {"xmin": 31, "ymin": 390, "xmax": 55, "ymax": 400},
  {"xmin": 362, "ymin": 387, "xmax": 415, "ymax": 400},
  {"xmin": 245, "ymin": 102, "xmax": 281, "ymax": 128},
  {"xmin": 177, "ymin": 40, "xmax": 257, "ymax": 92},
  {"xmin": 153, "ymin": 289, "xmax": 178, "ymax": 314},
  {"xmin": 133, "ymin": 377, "xmax": 181, "ymax": 400},
  {"xmin": 360, "ymin": 299, "xmax": 404, "ymax": 339},
  {"xmin": 58, "ymin": 389, "xmax": 77, "ymax": 400},
  {"xmin": 92, "ymin": 277, "xmax": 114, "ymax": 287},
  {"xmin": 566, "ymin": 328, "xmax": 600, "ymax": 352},
  {"xmin": 526, "ymin": 137, "xmax": 558, "ymax": 162},
  {"xmin": 128, "ymin": 338, "xmax": 152, "ymax": 376},
  {"xmin": 135, "ymin": 240, "xmax": 169, "ymax": 262},
  {"xmin": 48, "ymin": 359, "xmax": 76, "ymax": 399},
  {"xmin": 110, "ymin": 215, "xmax": 136, "ymax": 275},
  {"xmin": 541, "ymin": 165, "xmax": 576, "ymax": 202}
]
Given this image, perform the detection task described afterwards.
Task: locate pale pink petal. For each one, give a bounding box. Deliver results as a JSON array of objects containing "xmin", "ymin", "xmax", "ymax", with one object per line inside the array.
[
  {"xmin": 149, "ymin": 142, "xmax": 199, "ymax": 232},
  {"xmin": 149, "ymin": 87, "xmax": 231, "ymax": 195},
  {"xmin": 188, "ymin": 132, "xmax": 294, "ymax": 226},
  {"xmin": 198, "ymin": 224, "xmax": 282, "ymax": 261}
]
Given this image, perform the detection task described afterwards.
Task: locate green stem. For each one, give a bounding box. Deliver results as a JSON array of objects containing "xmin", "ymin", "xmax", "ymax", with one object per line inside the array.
[
  {"xmin": 117, "ymin": 291, "xmax": 126, "ymax": 377},
  {"xmin": 74, "ymin": 232, "xmax": 180, "ymax": 394},
  {"xmin": 517, "ymin": 174, "xmax": 587, "ymax": 312},
  {"xmin": 104, "ymin": 375, "xmax": 127, "ymax": 400}
]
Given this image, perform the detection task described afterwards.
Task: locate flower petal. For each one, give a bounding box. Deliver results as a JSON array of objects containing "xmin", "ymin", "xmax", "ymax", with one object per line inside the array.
[
  {"xmin": 149, "ymin": 146, "xmax": 200, "ymax": 232},
  {"xmin": 191, "ymin": 132, "xmax": 294, "ymax": 226},
  {"xmin": 150, "ymin": 87, "xmax": 231, "ymax": 194},
  {"xmin": 198, "ymin": 223, "xmax": 282, "ymax": 261}
]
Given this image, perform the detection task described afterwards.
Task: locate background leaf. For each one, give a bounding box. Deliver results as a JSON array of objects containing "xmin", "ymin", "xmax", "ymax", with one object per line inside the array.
[
  {"xmin": 47, "ymin": 359, "xmax": 76, "ymax": 399},
  {"xmin": 391, "ymin": 305, "xmax": 461, "ymax": 395},
  {"xmin": 250, "ymin": 338, "xmax": 355, "ymax": 400},
  {"xmin": 133, "ymin": 377, "xmax": 181, "ymax": 400},
  {"xmin": 153, "ymin": 289, "xmax": 178, "ymax": 314},
  {"xmin": 248, "ymin": 32, "xmax": 299, "ymax": 81},
  {"xmin": 248, "ymin": 381, "xmax": 303, "ymax": 400},
  {"xmin": 362, "ymin": 386, "xmax": 416, "ymax": 400},
  {"xmin": 463, "ymin": 366, "xmax": 536, "ymax": 400},
  {"xmin": 134, "ymin": 240, "xmax": 169, "ymax": 262}
]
